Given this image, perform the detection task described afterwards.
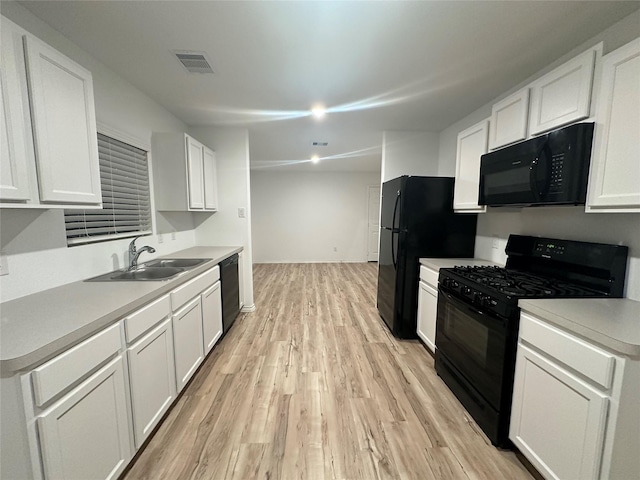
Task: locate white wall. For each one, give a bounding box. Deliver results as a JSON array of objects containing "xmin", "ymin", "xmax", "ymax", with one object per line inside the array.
[
  {"xmin": 251, "ymin": 171, "xmax": 381, "ymax": 263},
  {"xmin": 381, "ymin": 131, "xmax": 439, "ymax": 182},
  {"xmin": 188, "ymin": 127, "xmax": 255, "ymax": 310},
  {"xmin": 437, "ymin": 11, "xmax": 640, "ymax": 301},
  {"xmin": 0, "ymin": 3, "xmax": 196, "ymax": 302}
]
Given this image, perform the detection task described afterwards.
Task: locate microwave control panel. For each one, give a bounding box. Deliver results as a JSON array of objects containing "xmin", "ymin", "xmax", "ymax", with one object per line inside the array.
[{"xmin": 549, "ymin": 153, "xmax": 565, "ymax": 193}]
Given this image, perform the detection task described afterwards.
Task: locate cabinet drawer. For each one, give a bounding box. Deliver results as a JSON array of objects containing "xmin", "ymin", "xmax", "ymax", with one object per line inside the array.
[
  {"xmin": 32, "ymin": 322, "xmax": 122, "ymax": 406},
  {"xmin": 519, "ymin": 312, "xmax": 615, "ymax": 390},
  {"xmin": 125, "ymin": 294, "xmax": 171, "ymax": 343},
  {"xmin": 171, "ymin": 267, "xmax": 218, "ymax": 311},
  {"xmin": 419, "ymin": 265, "xmax": 439, "ymax": 288}
]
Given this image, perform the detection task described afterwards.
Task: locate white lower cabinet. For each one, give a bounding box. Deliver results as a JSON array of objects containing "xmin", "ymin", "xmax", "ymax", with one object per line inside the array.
[
  {"xmin": 173, "ymin": 296, "xmax": 205, "ymax": 392},
  {"xmin": 37, "ymin": 355, "xmax": 132, "ymax": 480},
  {"xmin": 511, "ymin": 311, "xmax": 639, "ymax": 480},
  {"xmin": 127, "ymin": 318, "xmax": 176, "ymax": 448},
  {"xmin": 510, "ymin": 344, "xmax": 608, "ymax": 479},
  {"xmin": 416, "ymin": 280, "xmax": 438, "ymax": 353},
  {"xmin": 1, "ymin": 265, "xmax": 227, "ymax": 479},
  {"xmin": 202, "ymin": 281, "xmax": 223, "ymax": 354}
]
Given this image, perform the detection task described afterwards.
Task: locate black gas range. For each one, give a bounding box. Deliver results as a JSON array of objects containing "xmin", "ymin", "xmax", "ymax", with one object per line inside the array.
[{"xmin": 434, "ymin": 235, "xmax": 628, "ymax": 447}]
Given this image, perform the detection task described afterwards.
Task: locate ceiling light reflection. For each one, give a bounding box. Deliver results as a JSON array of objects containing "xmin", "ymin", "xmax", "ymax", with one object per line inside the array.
[
  {"xmin": 251, "ymin": 144, "xmax": 381, "ymax": 170},
  {"xmin": 198, "ymin": 68, "xmax": 473, "ymax": 125}
]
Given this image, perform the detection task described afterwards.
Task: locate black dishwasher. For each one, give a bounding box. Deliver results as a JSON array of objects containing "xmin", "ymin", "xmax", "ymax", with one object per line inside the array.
[{"xmin": 220, "ymin": 254, "xmax": 240, "ymax": 333}]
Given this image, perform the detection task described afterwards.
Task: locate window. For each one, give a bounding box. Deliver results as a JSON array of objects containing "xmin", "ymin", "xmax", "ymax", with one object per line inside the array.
[{"xmin": 65, "ymin": 133, "xmax": 152, "ymax": 245}]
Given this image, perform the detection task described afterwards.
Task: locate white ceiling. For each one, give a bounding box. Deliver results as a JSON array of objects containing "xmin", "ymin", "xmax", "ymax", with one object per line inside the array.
[{"xmin": 16, "ymin": 1, "xmax": 640, "ymax": 173}]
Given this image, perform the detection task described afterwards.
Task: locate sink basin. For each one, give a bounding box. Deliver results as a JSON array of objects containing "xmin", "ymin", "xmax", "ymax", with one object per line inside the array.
[
  {"xmin": 87, "ymin": 266, "xmax": 184, "ymax": 282},
  {"xmin": 143, "ymin": 258, "xmax": 208, "ymax": 269}
]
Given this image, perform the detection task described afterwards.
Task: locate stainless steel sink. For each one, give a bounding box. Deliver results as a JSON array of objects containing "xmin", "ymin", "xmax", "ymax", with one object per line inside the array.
[
  {"xmin": 143, "ymin": 258, "xmax": 208, "ymax": 269},
  {"xmin": 87, "ymin": 266, "xmax": 185, "ymax": 282},
  {"xmin": 85, "ymin": 258, "xmax": 210, "ymax": 282}
]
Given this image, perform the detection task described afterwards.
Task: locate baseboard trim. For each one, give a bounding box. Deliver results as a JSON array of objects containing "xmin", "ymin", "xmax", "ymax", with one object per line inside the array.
[
  {"xmin": 241, "ymin": 304, "xmax": 256, "ymax": 312},
  {"xmin": 252, "ymin": 260, "xmax": 370, "ymax": 264}
]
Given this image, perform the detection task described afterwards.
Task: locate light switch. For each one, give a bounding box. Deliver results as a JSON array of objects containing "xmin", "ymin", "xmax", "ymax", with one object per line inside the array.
[{"xmin": 238, "ymin": 207, "xmax": 246, "ymax": 218}]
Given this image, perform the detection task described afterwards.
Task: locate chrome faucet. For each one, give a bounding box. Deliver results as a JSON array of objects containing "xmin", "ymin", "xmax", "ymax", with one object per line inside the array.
[{"xmin": 128, "ymin": 236, "xmax": 155, "ymax": 270}]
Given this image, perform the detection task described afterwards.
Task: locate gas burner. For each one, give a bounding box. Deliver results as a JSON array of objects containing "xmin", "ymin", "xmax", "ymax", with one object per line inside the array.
[{"xmin": 446, "ymin": 265, "xmax": 604, "ymax": 300}]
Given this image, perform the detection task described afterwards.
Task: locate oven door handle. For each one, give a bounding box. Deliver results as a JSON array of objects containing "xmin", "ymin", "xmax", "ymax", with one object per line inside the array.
[
  {"xmin": 441, "ymin": 290, "xmax": 483, "ymax": 316},
  {"xmin": 439, "ymin": 287, "xmax": 506, "ymax": 326}
]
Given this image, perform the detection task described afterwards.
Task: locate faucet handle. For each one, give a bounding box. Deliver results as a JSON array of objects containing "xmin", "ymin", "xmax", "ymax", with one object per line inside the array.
[{"xmin": 128, "ymin": 235, "xmax": 144, "ymax": 253}]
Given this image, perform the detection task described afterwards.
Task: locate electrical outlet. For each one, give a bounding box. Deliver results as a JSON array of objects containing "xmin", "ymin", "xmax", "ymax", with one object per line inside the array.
[
  {"xmin": 238, "ymin": 207, "xmax": 246, "ymax": 218},
  {"xmin": 333, "ymin": 246, "xmax": 338, "ymax": 252},
  {"xmin": 492, "ymin": 237, "xmax": 499, "ymax": 250},
  {"xmin": 158, "ymin": 234, "xmax": 164, "ymax": 244},
  {"xmin": 0, "ymin": 252, "xmax": 9, "ymax": 276},
  {"xmin": 171, "ymin": 231, "xmax": 176, "ymax": 241}
]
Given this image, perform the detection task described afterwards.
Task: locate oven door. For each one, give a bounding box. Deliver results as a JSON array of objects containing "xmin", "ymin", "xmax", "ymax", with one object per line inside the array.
[{"xmin": 435, "ymin": 287, "xmax": 509, "ymax": 410}]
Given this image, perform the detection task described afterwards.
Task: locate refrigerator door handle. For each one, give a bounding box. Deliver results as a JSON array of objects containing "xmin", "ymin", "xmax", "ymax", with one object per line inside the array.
[
  {"xmin": 391, "ymin": 189, "xmax": 401, "ymax": 231},
  {"xmin": 391, "ymin": 230, "xmax": 397, "ymax": 269}
]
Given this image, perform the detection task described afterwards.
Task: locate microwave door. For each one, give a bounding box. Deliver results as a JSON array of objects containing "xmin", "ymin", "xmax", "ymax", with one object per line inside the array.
[{"xmin": 481, "ymin": 155, "xmax": 538, "ymax": 205}]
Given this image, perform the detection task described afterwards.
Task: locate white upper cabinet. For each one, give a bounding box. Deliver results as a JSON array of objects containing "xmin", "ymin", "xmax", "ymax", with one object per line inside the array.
[
  {"xmin": 529, "ymin": 46, "xmax": 598, "ymax": 136},
  {"xmin": 489, "ymin": 88, "xmax": 529, "ymax": 150},
  {"xmin": 24, "ymin": 35, "xmax": 101, "ymax": 205},
  {"xmin": 203, "ymin": 146, "xmax": 219, "ymax": 211},
  {"xmin": 0, "ymin": 16, "xmax": 102, "ymax": 208},
  {"xmin": 152, "ymin": 132, "xmax": 218, "ymax": 212},
  {"xmin": 0, "ymin": 18, "xmax": 32, "ymax": 202},
  {"xmin": 587, "ymin": 38, "xmax": 640, "ymax": 213},
  {"xmin": 186, "ymin": 135, "xmax": 205, "ymax": 209},
  {"xmin": 454, "ymin": 119, "xmax": 489, "ymax": 213}
]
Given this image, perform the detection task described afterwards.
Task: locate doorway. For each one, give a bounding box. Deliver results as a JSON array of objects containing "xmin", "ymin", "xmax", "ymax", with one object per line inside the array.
[{"xmin": 367, "ymin": 185, "xmax": 381, "ymax": 262}]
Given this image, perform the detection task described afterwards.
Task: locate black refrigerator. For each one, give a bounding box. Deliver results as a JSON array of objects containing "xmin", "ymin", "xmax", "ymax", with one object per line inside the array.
[{"xmin": 377, "ymin": 176, "xmax": 477, "ymax": 338}]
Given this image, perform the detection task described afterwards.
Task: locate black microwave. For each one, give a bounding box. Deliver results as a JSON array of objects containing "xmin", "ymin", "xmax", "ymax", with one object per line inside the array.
[{"xmin": 478, "ymin": 122, "xmax": 594, "ymax": 207}]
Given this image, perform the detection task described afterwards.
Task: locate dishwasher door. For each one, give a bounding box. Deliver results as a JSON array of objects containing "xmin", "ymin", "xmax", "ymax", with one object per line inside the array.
[{"xmin": 220, "ymin": 253, "xmax": 240, "ymax": 333}]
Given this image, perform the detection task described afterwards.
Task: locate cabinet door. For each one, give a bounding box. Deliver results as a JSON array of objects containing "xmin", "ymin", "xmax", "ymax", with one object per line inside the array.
[
  {"xmin": 510, "ymin": 344, "xmax": 608, "ymax": 480},
  {"xmin": 0, "ymin": 19, "xmax": 32, "ymax": 202},
  {"xmin": 202, "ymin": 281, "xmax": 223, "ymax": 354},
  {"xmin": 172, "ymin": 296, "xmax": 204, "ymax": 392},
  {"xmin": 587, "ymin": 38, "xmax": 640, "ymax": 213},
  {"xmin": 127, "ymin": 318, "xmax": 176, "ymax": 448},
  {"xmin": 416, "ymin": 281, "xmax": 437, "ymax": 353},
  {"xmin": 454, "ymin": 119, "xmax": 488, "ymax": 212},
  {"xmin": 186, "ymin": 136, "xmax": 204, "ymax": 210},
  {"xmin": 529, "ymin": 48, "xmax": 596, "ymax": 135},
  {"xmin": 37, "ymin": 356, "xmax": 132, "ymax": 480},
  {"xmin": 489, "ymin": 88, "xmax": 529, "ymax": 150},
  {"xmin": 23, "ymin": 35, "xmax": 102, "ymax": 205},
  {"xmin": 203, "ymin": 146, "xmax": 218, "ymax": 211}
]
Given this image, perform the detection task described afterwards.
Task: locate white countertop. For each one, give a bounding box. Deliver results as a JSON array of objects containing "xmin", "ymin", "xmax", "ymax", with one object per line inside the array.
[
  {"xmin": 519, "ymin": 298, "xmax": 640, "ymax": 358},
  {"xmin": 419, "ymin": 258, "xmax": 500, "ymax": 270},
  {"xmin": 0, "ymin": 246, "xmax": 242, "ymax": 374}
]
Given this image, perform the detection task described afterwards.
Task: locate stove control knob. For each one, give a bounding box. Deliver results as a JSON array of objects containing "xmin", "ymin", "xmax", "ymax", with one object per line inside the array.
[
  {"xmin": 462, "ymin": 286, "xmax": 472, "ymax": 295},
  {"xmin": 451, "ymin": 280, "xmax": 459, "ymax": 289},
  {"xmin": 482, "ymin": 295, "xmax": 494, "ymax": 307}
]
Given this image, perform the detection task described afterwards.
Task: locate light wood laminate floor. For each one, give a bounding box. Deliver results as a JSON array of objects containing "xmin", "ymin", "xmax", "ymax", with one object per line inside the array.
[{"xmin": 123, "ymin": 263, "xmax": 532, "ymax": 480}]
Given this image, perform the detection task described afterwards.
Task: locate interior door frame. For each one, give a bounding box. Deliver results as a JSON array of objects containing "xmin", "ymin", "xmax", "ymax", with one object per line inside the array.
[{"xmin": 367, "ymin": 184, "xmax": 381, "ymax": 262}]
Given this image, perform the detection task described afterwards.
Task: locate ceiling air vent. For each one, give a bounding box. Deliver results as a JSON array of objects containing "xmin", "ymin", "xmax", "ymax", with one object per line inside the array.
[
  {"xmin": 174, "ymin": 51, "xmax": 214, "ymax": 74},
  {"xmin": 312, "ymin": 142, "xmax": 329, "ymax": 146}
]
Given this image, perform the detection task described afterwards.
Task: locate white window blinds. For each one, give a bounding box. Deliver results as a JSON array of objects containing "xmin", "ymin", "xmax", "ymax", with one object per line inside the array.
[{"xmin": 65, "ymin": 133, "xmax": 152, "ymax": 245}]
